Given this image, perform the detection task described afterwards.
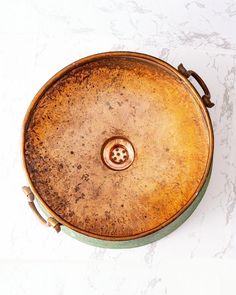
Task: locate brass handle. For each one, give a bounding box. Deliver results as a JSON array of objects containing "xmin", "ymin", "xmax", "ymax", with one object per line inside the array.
[
  {"xmin": 178, "ymin": 63, "xmax": 214, "ymax": 108},
  {"xmin": 22, "ymin": 186, "xmax": 61, "ymax": 233}
]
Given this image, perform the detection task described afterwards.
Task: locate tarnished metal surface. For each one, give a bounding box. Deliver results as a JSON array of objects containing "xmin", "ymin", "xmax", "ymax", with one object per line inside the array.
[{"xmin": 23, "ymin": 52, "xmax": 213, "ymax": 240}]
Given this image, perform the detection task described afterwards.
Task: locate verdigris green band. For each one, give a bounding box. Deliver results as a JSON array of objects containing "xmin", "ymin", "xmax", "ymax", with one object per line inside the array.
[{"xmin": 37, "ymin": 168, "xmax": 211, "ymax": 249}]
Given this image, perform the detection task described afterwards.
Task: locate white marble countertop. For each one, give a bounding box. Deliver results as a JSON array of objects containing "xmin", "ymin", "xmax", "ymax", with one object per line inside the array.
[{"xmin": 0, "ymin": 0, "xmax": 235, "ymax": 294}]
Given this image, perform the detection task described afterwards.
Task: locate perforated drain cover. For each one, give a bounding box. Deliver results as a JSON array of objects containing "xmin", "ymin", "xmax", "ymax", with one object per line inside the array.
[{"xmin": 101, "ymin": 137, "xmax": 135, "ymax": 171}]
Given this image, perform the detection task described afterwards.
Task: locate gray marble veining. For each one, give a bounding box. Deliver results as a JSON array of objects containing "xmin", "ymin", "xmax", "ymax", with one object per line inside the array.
[{"xmin": 0, "ymin": 0, "xmax": 235, "ymax": 294}]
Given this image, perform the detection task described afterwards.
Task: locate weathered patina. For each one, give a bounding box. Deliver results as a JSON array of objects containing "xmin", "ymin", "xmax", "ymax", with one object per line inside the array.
[{"xmin": 22, "ymin": 52, "xmax": 214, "ymax": 246}]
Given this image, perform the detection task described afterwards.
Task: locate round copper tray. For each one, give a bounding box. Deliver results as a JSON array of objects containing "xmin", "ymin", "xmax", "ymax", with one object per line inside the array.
[{"xmin": 22, "ymin": 52, "xmax": 213, "ymax": 242}]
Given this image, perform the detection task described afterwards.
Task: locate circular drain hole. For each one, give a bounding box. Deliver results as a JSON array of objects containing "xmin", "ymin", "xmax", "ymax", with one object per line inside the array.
[
  {"xmin": 110, "ymin": 145, "xmax": 128, "ymax": 164},
  {"xmin": 101, "ymin": 137, "xmax": 135, "ymax": 171}
]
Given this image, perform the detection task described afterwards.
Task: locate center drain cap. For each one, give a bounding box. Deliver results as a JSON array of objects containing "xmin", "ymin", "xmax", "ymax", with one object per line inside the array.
[{"xmin": 101, "ymin": 137, "xmax": 135, "ymax": 171}]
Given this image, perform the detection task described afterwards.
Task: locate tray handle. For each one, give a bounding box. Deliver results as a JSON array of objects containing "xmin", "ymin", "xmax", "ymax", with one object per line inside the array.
[
  {"xmin": 22, "ymin": 186, "xmax": 61, "ymax": 233},
  {"xmin": 178, "ymin": 63, "xmax": 214, "ymax": 108}
]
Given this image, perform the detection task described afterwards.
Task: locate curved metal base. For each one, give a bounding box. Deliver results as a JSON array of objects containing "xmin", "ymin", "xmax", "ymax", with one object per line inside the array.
[{"xmin": 37, "ymin": 167, "xmax": 212, "ymax": 248}]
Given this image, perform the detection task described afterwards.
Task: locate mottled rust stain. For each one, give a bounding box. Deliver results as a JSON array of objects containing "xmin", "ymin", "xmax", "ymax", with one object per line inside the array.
[{"xmin": 23, "ymin": 53, "xmax": 211, "ymax": 239}]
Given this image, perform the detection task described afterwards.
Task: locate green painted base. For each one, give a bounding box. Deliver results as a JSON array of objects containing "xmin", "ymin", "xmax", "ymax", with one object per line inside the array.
[{"xmin": 38, "ymin": 170, "xmax": 211, "ymax": 249}]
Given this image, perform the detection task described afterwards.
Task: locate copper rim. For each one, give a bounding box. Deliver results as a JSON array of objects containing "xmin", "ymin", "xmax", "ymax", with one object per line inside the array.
[{"xmin": 21, "ymin": 51, "xmax": 214, "ymax": 241}]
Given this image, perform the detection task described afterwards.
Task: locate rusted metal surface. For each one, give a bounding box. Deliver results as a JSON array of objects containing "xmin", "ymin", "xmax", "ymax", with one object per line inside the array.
[{"xmin": 22, "ymin": 52, "xmax": 213, "ymax": 241}]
